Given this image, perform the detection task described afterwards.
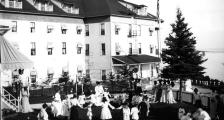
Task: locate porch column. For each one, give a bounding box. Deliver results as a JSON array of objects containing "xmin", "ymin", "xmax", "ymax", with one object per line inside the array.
[{"xmin": 138, "ymin": 64, "xmax": 142, "ymax": 78}]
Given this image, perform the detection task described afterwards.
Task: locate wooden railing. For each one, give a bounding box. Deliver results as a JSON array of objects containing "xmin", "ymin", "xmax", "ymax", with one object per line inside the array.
[
  {"xmin": 1, "ymin": 88, "xmax": 19, "ymax": 111},
  {"xmin": 173, "ymin": 90, "xmax": 210, "ymax": 110}
]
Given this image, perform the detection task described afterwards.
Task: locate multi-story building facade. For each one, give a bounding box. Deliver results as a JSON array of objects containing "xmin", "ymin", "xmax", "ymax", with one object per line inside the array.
[
  {"xmin": 84, "ymin": 0, "xmax": 161, "ymax": 81},
  {"xmin": 0, "ymin": 0, "xmax": 85, "ymax": 85},
  {"xmin": 0, "ymin": 0, "xmax": 161, "ymax": 85}
]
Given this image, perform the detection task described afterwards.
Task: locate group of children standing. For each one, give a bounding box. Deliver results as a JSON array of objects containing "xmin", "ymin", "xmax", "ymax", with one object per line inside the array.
[{"xmin": 152, "ymin": 80, "xmax": 176, "ymax": 104}]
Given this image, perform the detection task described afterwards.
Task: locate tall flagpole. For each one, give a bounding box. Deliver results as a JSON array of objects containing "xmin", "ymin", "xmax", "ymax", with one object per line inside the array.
[
  {"xmin": 157, "ymin": 0, "xmax": 161, "ymax": 58},
  {"xmin": 156, "ymin": 0, "xmax": 161, "ymax": 79}
]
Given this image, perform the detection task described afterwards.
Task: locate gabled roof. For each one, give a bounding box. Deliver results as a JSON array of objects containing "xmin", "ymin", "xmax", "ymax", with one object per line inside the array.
[
  {"xmin": 0, "ymin": 0, "xmax": 83, "ymax": 18},
  {"xmin": 80, "ymin": 0, "xmax": 157, "ymax": 20},
  {"xmin": 0, "ymin": 0, "xmax": 157, "ymax": 20}
]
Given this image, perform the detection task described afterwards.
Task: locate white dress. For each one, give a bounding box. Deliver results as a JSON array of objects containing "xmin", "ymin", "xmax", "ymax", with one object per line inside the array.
[
  {"xmin": 54, "ymin": 92, "xmax": 61, "ymax": 102},
  {"xmin": 61, "ymin": 99, "xmax": 70, "ymax": 117},
  {"xmin": 123, "ymin": 107, "xmax": 130, "ymax": 120},
  {"xmin": 95, "ymin": 85, "xmax": 104, "ymax": 95},
  {"xmin": 37, "ymin": 108, "xmax": 48, "ymax": 120},
  {"xmin": 70, "ymin": 98, "xmax": 79, "ymax": 106},
  {"xmin": 131, "ymin": 107, "xmax": 139, "ymax": 120},
  {"xmin": 90, "ymin": 94, "xmax": 97, "ymax": 104},
  {"xmin": 78, "ymin": 95, "xmax": 85, "ymax": 105},
  {"xmin": 100, "ymin": 102, "xmax": 112, "ymax": 119},
  {"xmin": 167, "ymin": 86, "xmax": 176, "ymax": 104},
  {"xmin": 160, "ymin": 85, "xmax": 167, "ymax": 103},
  {"xmin": 52, "ymin": 101, "xmax": 62, "ymax": 116},
  {"xmin": 21, "ymin": 91, "xmax": 33, "ymax": 113}
]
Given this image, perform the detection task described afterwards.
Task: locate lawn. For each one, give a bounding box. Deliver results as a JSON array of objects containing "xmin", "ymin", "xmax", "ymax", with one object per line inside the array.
[{"xmin": 3, "ymin": 102, "xmax": 196, "ymax": 120}]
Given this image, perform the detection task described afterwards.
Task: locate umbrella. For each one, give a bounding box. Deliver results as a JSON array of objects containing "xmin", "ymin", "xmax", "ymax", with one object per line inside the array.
[{"xmin": 0, "ymin": 26, "xmax": 33, "ymax": 117}]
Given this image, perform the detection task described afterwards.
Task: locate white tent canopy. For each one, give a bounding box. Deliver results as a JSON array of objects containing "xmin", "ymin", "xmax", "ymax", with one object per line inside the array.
[
  {"xmin": 1, "ymin": 26, "xmax": 33, "ymax": 118},
  {"xmin": 0, "ymin": 35, "xmax": 33, "ymax": 70}
]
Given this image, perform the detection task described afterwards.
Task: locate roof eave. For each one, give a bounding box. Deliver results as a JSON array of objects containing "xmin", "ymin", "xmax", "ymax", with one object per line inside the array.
[
  {"xmin": 0, "ymin": 10, "xmax": 84, "ymax": 19},
  {"xmin": 111, "ymin": 14, "xmax": 158, "ymax": 21}
]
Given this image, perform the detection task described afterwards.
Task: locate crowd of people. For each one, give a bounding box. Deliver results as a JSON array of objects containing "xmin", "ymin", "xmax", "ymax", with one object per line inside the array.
[
  {"xmin": 176, "ymin": 87, "xmax": 224, "ymax": 120},
  {"xmin": 152, "ymin": 80, "xmax": 176, "ymax": 104},
  {"xmin": 36, "ymin": 81, "xmax": 152, "ymax": 120},
  {"xmin": 18, "ymin": 78, "xmax": 224, "ymax": 120}
]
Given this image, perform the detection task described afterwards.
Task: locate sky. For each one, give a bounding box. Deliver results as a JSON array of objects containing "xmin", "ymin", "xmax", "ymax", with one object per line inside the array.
[
  {"xmin": 126, "ymin": 0, "xmax": 224, "ymax": 51},
  {"xmin": 127, "ymin": 0, "xmax": 224, "ymax": 80}
]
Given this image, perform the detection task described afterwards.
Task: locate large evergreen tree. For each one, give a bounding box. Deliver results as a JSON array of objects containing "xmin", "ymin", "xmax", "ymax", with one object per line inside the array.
[{"xmin": 161, "ymin": 8, "xmax": 207, "ymax": 100}]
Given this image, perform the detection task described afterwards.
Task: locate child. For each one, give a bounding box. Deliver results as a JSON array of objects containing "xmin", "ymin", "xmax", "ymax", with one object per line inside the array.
[
  {"xmin": 178, "ymin": 107, "xmax": 185, "ymax": 120},
  {"xmin": 61, "ymin": 95, "xmax": 71, "ymax": 120},
  {"xmin": 181, "ymin": 113, "xmax": 192, "ymax": 120},
  {"xmin": 131, "ymin": 104, "xmax": 139, "ymax": 120},
  {"xmin": 78, "ymin": 92, "xmax": 86, "ymax": 108},
  {"xmin": 37, "ymin": 103, "xmax": 48, "ymax": 120},
  {"xmin": 122, "ymin": 102, "xmax": 130, "ymax": 120},
  {"xmin": 100, "ymin": 97, "xmax": 115, "ymax": 120}
]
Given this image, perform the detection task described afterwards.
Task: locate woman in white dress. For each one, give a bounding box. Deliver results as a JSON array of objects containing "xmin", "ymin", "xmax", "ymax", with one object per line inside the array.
[
  {"xmin": 95, "ymin": 81, "xmax": 104, "ymax": 106},
  {"xmin": 166, "ymin": 81, "xmax": 176, "ymax": 104},
  {"xmin": 51, "ymin": 99, "xmax": 62, "ymax": 117},
  {"xmin": 61, "ymin": 95, "xmax": 71, "ymax": 119},
  {"xmin": 160, "ymin": 81, "xmax": 167, "ymax": 103},
  {"xmin": 122, "ymin": 102, "xmax": 130, "ymax": 120},
  {"xmin": 21, "ymin": 87, "xmax": 33, "ymax": 113},
  {"xmin": 100, "ymin": 97, "xmax": 115, "ymax": 120},
  {"xmin": 130, "ymin": 104, "xmax": 139, "ymax": 120}
]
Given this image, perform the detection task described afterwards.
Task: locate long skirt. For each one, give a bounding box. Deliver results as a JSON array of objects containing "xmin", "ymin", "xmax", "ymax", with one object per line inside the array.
[{"xmin": 21, "ymin": 96, "xmax": 33, "ymax": 113}]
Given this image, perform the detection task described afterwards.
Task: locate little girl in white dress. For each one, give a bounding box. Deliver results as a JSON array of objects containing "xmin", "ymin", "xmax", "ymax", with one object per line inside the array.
[
  {"xmin": 100, "ymin": 97, "xmax": 115, "ymax": 120},
  {"xmin": 131, "ymin": 104, "xmax": 139, "ymax": 120}
]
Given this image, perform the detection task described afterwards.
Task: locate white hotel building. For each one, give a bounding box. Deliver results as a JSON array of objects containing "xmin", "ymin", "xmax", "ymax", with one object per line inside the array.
[{"xmin": 0, "ymin": 0, "xmax": 161, "ymax": 85}]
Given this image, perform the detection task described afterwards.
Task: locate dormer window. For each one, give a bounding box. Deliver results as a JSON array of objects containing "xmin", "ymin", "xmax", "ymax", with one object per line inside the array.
[
  {"xmin": 61, "ymin": 25, "xmax": 67, "ymax": 34},
  {"xmin": 76, "ymin": 26, "xmax": 82, "ymax": 34},
  {"xmin": 34, "ymin": 0, "xmax": 53, "ymax": 12},
  {"xmin": 61, "ymin": 2, "xmax": 79, "ymax": 14},
  {"xmin": 47, "ymin": 25, "xmax": 53, "ymax": 33},
  {"xmin": 115, "ymin": 25, "xmax": 121, "ymax": 35},
  {"xmin": 7, "ymin": 0, "xmax": 23, "ymax": 9}
]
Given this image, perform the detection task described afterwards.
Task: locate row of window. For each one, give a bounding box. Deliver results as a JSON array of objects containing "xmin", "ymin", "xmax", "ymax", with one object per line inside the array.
[
  {"xmin": 125, "ymin": 43, "xmax": 159, "ymax": 55},
  {"xmin": 30, "ymin": 42, "xmax": 83, "ymax": 56},
  {"xmin": 11, "ymin": 21, "xmax": 83, "ymax": 34},
  {"xmin": 11, "ymin": 21, "xmax": 155, "ymax": 37},
  {"xmin": 30, "ymin": 42, "xmax": 106, "ymax": 56}
]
